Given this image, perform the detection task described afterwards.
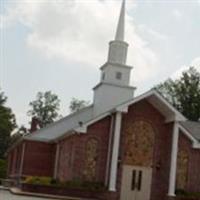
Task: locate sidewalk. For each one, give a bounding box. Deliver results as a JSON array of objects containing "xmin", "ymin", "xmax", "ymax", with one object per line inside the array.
[
  {"xmin": 0, "ymin": 185, "xmax": 9, "ymax": 190},
  {"xmin": 10, "ymin": 187, "xmax": 97, "ymax": 200}
]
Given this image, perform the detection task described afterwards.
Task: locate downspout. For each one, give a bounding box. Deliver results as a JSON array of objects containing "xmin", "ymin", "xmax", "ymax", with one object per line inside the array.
[
  {"xmin": 109, "ymin": 111, "xmax": 122, "ymax": 191},
  {"xmin": 19, "ymin": 143, "xmax": 26, "ymax": 178},
  {"xmin": 7, "ymin": 153, "xmax": 12, "ymax": 178},
  {"xmin": 53, "ymin": 143, "xmax": 60, "ymax": 179},
  {"xmin": 105, "ymin": 114, "xmax": 115, "ymax": 185},
  {"xmin": 13, "ymin": 149, "xmax": 17, "ymax": 176}
]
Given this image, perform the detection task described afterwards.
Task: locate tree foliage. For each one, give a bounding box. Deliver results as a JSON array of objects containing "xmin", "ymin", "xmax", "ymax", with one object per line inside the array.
[
  {"xmin": 0, "ymin": 159, "xmax": 7, "ymax": 179},
  {"xmin": 155, "ymin": 67, "xmax": 200, "ymax": 121},
  {"xmin": 69, "ymin": 98, "xmax": 90, "ymax": 113},
  {"xmin": 0, "ymin": 89, "xmax": 16, "ymax": 158},
  {"xmin": 10, "ymin": 126, "xmax": 27, "ymax": 146},
  {"xmin": 28, "ymin": 91, "xmax": 60, "ymax": 128}
]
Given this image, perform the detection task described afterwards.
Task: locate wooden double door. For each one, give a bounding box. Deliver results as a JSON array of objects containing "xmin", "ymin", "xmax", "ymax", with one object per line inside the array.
[{"xmin": 120, "ymin": 165, "xmax": 152, "ymax": 200}]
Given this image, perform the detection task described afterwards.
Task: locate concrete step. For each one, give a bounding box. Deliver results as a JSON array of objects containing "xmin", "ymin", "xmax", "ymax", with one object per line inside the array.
[{"xmin": 0, "ymin": 178, "xmax": 16, "ymax": 188}]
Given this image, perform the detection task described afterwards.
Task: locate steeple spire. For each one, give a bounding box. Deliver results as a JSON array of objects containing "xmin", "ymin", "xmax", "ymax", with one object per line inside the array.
[
  {"xmin": 107, "ymin": 0, "xmax": 128, "ymax": 65},
  {"xmin": 115, "ymin": 0, "xmax": 125, "ymax": 41}
]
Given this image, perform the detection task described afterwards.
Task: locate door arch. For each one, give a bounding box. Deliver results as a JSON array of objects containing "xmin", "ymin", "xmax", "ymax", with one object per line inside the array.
[
  {"xmin": 121, "ymin": 120, "xmax": 155, "ymax": 200},
  {"xmin": 124, "ymin": 120, "xmax": 155, "ymax": 167}
]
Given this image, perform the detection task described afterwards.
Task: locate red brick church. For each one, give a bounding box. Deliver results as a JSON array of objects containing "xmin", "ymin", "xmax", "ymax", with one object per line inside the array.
[{"xmin": 7, "ymin": 1, "xmax": 200, "ymax": 200}]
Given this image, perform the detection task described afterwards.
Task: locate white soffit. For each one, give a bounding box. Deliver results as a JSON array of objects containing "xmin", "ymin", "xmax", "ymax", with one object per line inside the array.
[{"xmin": 147, "ymin": 95, "xmax": 178, "ymax": 122}]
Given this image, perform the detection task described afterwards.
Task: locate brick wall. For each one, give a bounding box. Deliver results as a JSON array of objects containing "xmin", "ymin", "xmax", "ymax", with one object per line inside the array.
[
  {"xmin": 8, "ymin": 143, "xmax": 23, "ymax": 178},
  {"xmin": 57, "ymin": 116, "xmax": 112, "ymax": 183},
  {"xmin": 22, "ymin": 140, "xmax": 56, "ymax": 177}
]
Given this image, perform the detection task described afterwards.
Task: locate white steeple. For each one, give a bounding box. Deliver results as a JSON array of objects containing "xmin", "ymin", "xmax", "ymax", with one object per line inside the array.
[
  {"xmin": 107, "ymin": 0, "xmax": 128, "ymax": 65},
  {"xmin": 93, "ymin": 0, "xmax": 135, "ymax": 116},
  {"xmin": 115, "ymin": 0, "xmax": 125, "ymax": 41}
]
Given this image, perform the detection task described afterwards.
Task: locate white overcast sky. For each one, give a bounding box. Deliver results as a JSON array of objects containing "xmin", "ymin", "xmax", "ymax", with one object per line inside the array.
[{"xmin": 0, "ymin": 0, "xmax": 200, "ymax": 127}]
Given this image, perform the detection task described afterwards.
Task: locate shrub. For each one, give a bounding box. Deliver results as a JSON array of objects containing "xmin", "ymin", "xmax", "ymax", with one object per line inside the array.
[
  {"xmin": 24, "ymin": 176, "xmax": 52, "ymax": 185},
  {"xmin": 176, "ymin": 189, "xmax": 200, "ymax": 198},
  {"xmin": 176, "ymin": 189, "xmax": 188, "ymax": 196},
  {"xmin": 50, "ymin": 178, "xmax": 58, "ymax": 185},
  {"xmin": 23, "ymin": 176, "xmax": 105, "ymax": 191},
  {"xmin": 0, "ymin": 159, "xmax": 7, "ymax": 179},
  {"xmin": 63, "ymin": 179, "xmax": 105, "ymax": 191}
]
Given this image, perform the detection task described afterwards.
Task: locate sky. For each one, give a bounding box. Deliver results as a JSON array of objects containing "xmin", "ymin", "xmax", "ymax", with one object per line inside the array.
[{"xmin": 0, "ymin": 0, "xmax": 200, "ymax": 128}]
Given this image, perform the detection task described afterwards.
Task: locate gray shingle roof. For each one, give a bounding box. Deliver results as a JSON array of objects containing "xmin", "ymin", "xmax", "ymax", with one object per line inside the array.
[
  {"xmin": 180, "ymin": 121, "xmax": 200, "ymax": 141},
  {"xmin": 25, "ymin": 105, "xmax": 94, "ymax": 142}
]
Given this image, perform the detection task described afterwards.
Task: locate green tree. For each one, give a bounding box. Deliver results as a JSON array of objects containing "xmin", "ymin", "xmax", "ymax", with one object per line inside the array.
[
  {"xmin": 9, "ymin": 126, "xmax": 27, "ymax": 146},
  {"xmin": 155, "ymin": 67, "xmax": 200, "ymax": 121},
  {"xmin": 0, "ymin": 159, "xmax": 7, "ymax": 179},
  {"xmin": 28, "ymin": 91, "xmax": 60, "ymax": 128},
  {"xmin": 69, "ymin": 98, "xmax": 90, "ymax": 113},
  {"xmin": 0, "ymin": 89, "xmax": 16, "ymax": 159}
]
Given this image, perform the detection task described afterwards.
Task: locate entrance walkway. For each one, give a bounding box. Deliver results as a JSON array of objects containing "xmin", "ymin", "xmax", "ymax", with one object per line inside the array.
[
  {"xmin": 0, "ymin": 189, "xmax": 92, "ymax": 200},
  {"xmin": 0, "ymin": 189, "xmax": 57, "ymax": 200}
]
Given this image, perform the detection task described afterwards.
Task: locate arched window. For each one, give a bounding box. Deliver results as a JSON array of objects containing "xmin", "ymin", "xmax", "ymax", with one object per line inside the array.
[
  {"xmin": 176, "ymin": 149, "xmax": 189, "ymax": 190},
  {"xmin": 83, "ymin": 138, "xmax": 98, "ymax": 181},
  {"xmin": 124, "ymin": 120, "xmax": 155, "ymax": 167}
]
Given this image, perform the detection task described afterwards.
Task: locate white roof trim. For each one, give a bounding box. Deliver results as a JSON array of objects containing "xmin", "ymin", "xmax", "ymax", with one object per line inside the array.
[
  {"xmin": 53, "ymin": 112, "xmax": 112, "ymax": 142},
  {"xmin": 25, "ymin": 136, "xmax": 51, "ymax": 143},
  {"xmin": 55, "ymin": 89, "xmax": 187, "ymax": 142},
  {"xmin": 117, "ymin": 89, "xmax": 186, "ymax": 122},
  {"xmin": 178, "ymin": 124, "xmax": 200, "ymax": 149},
  {"xmin": 73, "ymin": 112, "xmax": 111, "ymax": 133},
  {"xmin": 69, "ymin": 103, "xmax": 129, "ymax": 135}
]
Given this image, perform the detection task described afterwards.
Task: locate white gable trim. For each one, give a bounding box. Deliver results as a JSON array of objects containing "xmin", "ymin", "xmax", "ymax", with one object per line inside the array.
[
  {"xmin": 54, "ymin": 89, "xmax": 187, "ymax": 142},
  {"xmin": 73, "ymin": 112, "xmax": 110, "ymax": 133},
  {"xmin": 73, "ymin": 103, "xmax": 129, "ymax": 134},
  {"xmin": 53, "ymin": 112, "xmax": 112, "ymax": 142},
  {"xmin": 178, "ymin": 124, "xmax": 200, "ymax": 149},
  {"xmin": 117, "ymin": 89, "xmax": 186, "ymax": 122}
]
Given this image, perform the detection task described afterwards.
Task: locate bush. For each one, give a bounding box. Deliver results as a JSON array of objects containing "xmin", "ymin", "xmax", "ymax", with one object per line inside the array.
[
  {"xmin": 176, "ymin": 189, "xmax": 200, "ymax": 198},
  {"xmin": 24, "ymin": 176, "xmax": 52, "ymax": 186},
  {"xmin": 23, "ymin": 176, "xmax": 105, "ymax": 191},
  {"xmin": 50, "ymin": 178, "xmax": 58, "ymax": 185},
  {"xmin": 0, "ymin": 159, "xmax": 7, "ymax": 179},
  {"xmin": 63, "ymin": 179, "xmax": 105, "ymax": 191}
]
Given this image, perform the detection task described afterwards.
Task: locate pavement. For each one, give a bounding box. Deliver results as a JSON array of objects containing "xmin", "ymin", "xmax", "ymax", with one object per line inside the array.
[
  {"xmin": 0, "ymin": 187, "xmax": 96, "ymax": 200},
  {"xmin": 0, "ymin": 189, "xmax": 57, "ymax": 200}
]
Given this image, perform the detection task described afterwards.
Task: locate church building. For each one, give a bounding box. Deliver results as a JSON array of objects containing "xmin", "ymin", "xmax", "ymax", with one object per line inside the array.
[{"xmin": 7, "ymin": 1, "xmax": 200, "ymax": 200}]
